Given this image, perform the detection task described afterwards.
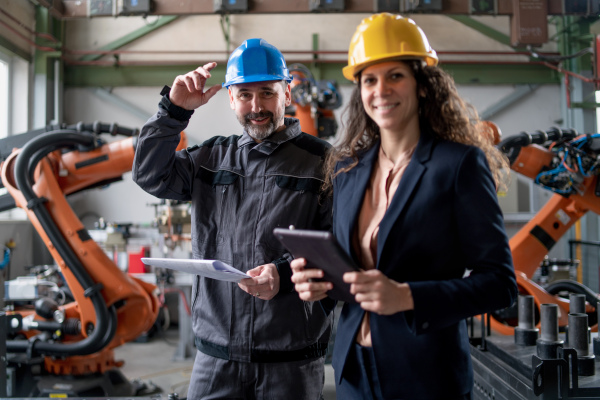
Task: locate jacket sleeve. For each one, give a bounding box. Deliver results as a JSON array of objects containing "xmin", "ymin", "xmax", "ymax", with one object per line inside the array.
[
  {"xmin": 132, "ymin": 107, "xmax": 195, "ymax": 202},
  {"xmin": 408, "ymin": 147, "xmax": 518, "ymax": 335}
]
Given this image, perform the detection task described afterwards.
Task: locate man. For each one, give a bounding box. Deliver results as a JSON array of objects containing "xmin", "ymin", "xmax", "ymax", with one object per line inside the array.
[{"xmin": 132, "ymin": 38, "xmax": 333, "ymax": 399}]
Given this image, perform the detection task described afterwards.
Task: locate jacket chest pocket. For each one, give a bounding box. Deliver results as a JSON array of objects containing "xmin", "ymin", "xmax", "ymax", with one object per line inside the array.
[
  {"xmin": 275, "ymin": 176, "xmax": 322, "ymax": 194},
  {"xmin": 263, "ymin": 175, "xmax": 322, "ymax": 246},
  {"xmin": 195, "ymin": 168, "xmax": 242, "ymax": 245}
]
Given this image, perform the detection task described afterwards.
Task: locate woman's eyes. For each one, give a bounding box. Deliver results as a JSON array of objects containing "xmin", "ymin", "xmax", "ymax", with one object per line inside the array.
[
  {"xmin": 362, "ymin": 73, "xmax": 404, "ymax": 85},
  {"xmin": 362, "ymin": 77, "xmax": 375, "ymax": 85}
]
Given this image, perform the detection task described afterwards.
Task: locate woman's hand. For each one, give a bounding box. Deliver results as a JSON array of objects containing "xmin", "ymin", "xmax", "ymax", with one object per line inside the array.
[
  {"xmin": 343, "ymin": 270, "xmax": 414, "ymax": 315},
  {"xmin": 290, "ymin": 258, "xmax": 333, "ymax": 301}
]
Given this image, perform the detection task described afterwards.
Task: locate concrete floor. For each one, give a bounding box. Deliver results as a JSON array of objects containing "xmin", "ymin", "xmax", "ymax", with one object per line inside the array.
[{"xmin": 113, "ymin": 327, "xmax": 337, "ymax": 399}]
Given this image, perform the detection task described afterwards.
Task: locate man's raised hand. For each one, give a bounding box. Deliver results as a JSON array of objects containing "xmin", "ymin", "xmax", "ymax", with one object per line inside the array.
[{"xmin": 169, "ymin": 62, "xmax": 222, "ymax": 110}]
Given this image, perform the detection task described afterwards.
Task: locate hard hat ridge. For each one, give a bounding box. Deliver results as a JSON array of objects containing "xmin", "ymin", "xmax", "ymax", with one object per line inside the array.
[{"xmin": 223, "ymin": 38, "xmax": 293, "ymax": 88}]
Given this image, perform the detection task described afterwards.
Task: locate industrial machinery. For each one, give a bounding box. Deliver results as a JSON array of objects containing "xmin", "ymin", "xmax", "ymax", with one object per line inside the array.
[
  {"xmin": 470, "ymin": 127, "xmax": 600, "ymax": 399},
  {"xmin": 489, "ymin": 127, "xmax": 600, "ymax": 335},
  {"xmin": 285, "ymin": 63, "xmax": 342, "ymax": 139},
  {"xmin": 0, "ymin": 122, "xmax": 183, "ymax": 397}
]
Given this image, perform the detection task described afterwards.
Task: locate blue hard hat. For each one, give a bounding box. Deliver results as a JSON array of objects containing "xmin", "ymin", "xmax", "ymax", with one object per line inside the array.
[{"xmin": 223, "ymin": 38, "xmax": 292, "ymax": 88}]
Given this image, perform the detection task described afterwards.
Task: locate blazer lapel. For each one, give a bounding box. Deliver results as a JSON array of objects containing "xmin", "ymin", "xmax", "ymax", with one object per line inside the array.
[
  {"xmin": 336, "ymin": 142, "xmax": 380, "ymax": 257},
  {"xmin": 376, "ymin": 132, "xmax": 434, "ymax": 265}
]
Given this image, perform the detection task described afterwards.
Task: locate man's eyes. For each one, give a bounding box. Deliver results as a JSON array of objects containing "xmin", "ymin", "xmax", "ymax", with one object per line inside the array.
[{"xmin": 238, "ymin": 92, "xmax": 274, "ymax": 99}]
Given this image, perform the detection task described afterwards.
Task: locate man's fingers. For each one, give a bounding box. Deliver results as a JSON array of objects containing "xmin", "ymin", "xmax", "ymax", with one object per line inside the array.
[
  {"xmin": 202, "ymin": 62, "xmax": 218, "ymax": 73},
  {"xmin": 175, "ymin": 67, "xmax": 215, "ymax": 93},
  {"xmin": 205, "ymin": 84, "xmax": 222, "ymax": 100},
  {"xmin": 192, "ymin": 63, "xmax": 218, "ymax": 90},
  {"xmin": 239, "ymin": 277, "xmax": 255, "ymax": 285},
  {"xmin": 173, "ymin": 74, "xmax": 195, "ymax": 93},
  {"xmin": 194, "ymin": 64, "xmax": 213, "ymax": 79},
  {"xmin": 252, "ymin": 277, "xmax": 269, "ymax": 285}
]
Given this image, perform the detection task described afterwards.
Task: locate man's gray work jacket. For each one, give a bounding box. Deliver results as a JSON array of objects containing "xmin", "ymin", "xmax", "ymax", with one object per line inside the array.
[{"xmin": 132, "ymin": 108, "xmax": 333, "ymax": 363}]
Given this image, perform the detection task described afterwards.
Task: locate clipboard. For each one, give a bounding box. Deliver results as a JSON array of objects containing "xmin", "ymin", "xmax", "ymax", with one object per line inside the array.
[{"xmin": 273, "ymin": 228, "xmax": 361, "ymax": 303}]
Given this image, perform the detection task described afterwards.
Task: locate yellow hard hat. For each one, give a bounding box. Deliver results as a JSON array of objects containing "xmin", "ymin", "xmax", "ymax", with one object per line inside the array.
[{"xmin": 343, "ymin": 13, "xmax": 438, "ymax": 81}]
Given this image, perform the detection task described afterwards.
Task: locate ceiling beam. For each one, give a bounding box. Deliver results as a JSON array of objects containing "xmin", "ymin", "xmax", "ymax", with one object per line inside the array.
[
  {"xmin": 77, "ymin": 15, "xmax": 178, "ymax": 62},
  {"xmin": 448, "ymin": 15, "xmax": 519, "ymax": 49},
  {"xmin": 54, "ymin": 0, "xmax": 599, "ymax": 18},
  {"xmin": 480, "ymin": 84, "xmax": 540, "ymax": 120},
  {"xmin": 91, "ymin": 88, "xmax": 152, "ymax": 120},
  {"xmin": 64, "ymin": 61, "xmax": 560, "ymax": 87}
]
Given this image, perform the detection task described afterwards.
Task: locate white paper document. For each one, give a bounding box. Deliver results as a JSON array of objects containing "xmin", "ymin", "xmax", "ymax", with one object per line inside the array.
[{"xmin": 141, "ymin": 258, "xmax": 251, "ymax": 282}]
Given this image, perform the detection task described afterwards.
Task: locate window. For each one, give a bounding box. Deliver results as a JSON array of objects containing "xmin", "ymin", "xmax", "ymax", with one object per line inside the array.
[{"xmin": 0, "ymin": 53, "xmax": 9, "ymax": 139}]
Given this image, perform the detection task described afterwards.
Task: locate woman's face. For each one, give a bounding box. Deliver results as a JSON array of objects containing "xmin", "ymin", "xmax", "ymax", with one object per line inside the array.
[{"xmin": 360, "ymin": 61, "xmax": 420, "ymax": 135}]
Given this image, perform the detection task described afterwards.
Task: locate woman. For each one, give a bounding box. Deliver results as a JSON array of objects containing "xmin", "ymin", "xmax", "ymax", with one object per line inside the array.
[{"xmin": 291, "ymin": 13, "xmax": 517, "ymax": 400}]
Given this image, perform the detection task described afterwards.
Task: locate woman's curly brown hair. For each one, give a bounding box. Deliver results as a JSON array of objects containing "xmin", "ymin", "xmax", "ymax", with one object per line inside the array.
[{"xmin": 323, "ymin": 60, "xmax": 509, "ymax": 193}]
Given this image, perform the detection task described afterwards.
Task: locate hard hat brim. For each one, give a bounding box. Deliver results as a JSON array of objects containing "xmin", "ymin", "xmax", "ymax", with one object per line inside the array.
[
  {"xmin": 223, "ymin": 74, "xmax": 293, "ymax": 88},
  {"xmin": 343, "ymin": 53, "xmax": 438, "ymax": 82}
]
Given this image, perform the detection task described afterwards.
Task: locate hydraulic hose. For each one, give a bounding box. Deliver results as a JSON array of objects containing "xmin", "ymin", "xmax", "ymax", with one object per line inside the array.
[
  {"xmin": 497, "ymin": 127, "xmax": 578, "ymax": 164},
  {"xmin": 7, "ymin": 130, "xmax": 117, "ymax": 357}
]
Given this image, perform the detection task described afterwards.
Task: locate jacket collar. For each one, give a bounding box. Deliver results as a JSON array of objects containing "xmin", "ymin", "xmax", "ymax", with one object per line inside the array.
[
  {"xmin": 337, "ymin": 129, "xmax": 436, "ymax": 268},
  {"xmin": 239, "ymin": 117, "xmax": 302, "ymax": 155}
]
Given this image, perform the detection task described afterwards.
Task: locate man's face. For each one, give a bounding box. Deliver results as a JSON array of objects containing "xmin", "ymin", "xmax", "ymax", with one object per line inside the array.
[{"xmin": 229, "ymin": 80, "xmax": 292, "ymax": 142}]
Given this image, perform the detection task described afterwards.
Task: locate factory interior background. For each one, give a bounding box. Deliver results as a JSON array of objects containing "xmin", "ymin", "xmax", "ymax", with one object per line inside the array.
[{"xmin": 2, "ymin": 1, "xmax": 600, "ymax": 399}]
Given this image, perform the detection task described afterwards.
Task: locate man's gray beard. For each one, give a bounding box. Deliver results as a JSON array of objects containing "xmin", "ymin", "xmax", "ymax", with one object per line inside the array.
[
  {"xmin": 244, "ymin": 120, "xmax": 276, "ymax": 141},
  {"xmin": 238, "ymin": 111, "xmax": 282, "ymax": 141}
]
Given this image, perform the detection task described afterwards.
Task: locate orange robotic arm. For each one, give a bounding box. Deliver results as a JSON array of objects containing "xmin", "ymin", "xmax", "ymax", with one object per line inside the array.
[
  {"xmin": 490, "ymin": 127, "xmax": 600, "ymax": 334},
  {"xmin": 0, "ymin": 123, "xmax": 186, "ymax": 376}
]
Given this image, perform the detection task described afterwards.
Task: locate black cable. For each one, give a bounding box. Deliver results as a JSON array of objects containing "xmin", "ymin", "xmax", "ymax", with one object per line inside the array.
[{"xmin": 529, "ymin": 47, "xmax": 593, "ymax": 63}]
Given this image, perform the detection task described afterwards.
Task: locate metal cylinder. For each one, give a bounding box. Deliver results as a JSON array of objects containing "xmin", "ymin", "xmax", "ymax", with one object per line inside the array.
[
  {"xmin": 568, "ymin": 313, "xmax": 589, "ymax": 356},
  {"xmin": 518, "ymin": 295, "xmax": 535, "ymax": 329},
  {"xmin": 540, "ymin": 303, "xmax": 559, "ymax": 342},
  {"xmin": 568, "ymin": 313, "xmax": 595, "ymax": 376},
  {"xmin": 515, "ymin": 295, "xmax": 538, "ymax": 346},
  {"xmin": 566, "ymin": 294, "xmax": 591, "ymax": 346},
  {"xmin": 569, "ymin": 293, "xmax": 586, "ymax": 314},
  {"xmin": 594, "ymin": 301, "xmax": 600, "ymax": 357},
  {"xmin": 537, "ymin": 303, "xmax": 563, "ymax": 359}
]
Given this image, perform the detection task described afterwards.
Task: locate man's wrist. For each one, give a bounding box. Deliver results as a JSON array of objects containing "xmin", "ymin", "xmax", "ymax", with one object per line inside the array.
[
  {"xmin": 273, "ymin": 257, "xmax": 293, "ymax": 293},
  {"xmin": 158, "ymin": 85, "xmax": 194, "ymax": 122}
]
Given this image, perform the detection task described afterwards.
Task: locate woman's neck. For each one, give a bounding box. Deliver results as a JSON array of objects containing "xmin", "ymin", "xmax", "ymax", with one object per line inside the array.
[{"xmin": 380, "ymin": 126, "xmax": 420, "ymax": 165}]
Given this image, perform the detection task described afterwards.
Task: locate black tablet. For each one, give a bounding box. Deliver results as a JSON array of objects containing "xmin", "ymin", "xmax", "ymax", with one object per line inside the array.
[{"xmin": 273, "ymin": 227, "xmax": 361, "ymax": 303}]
